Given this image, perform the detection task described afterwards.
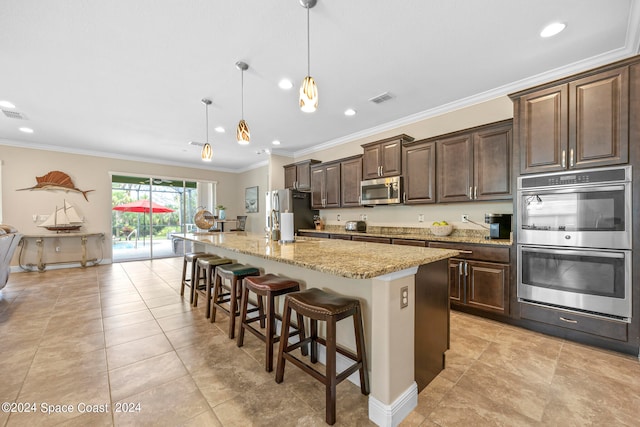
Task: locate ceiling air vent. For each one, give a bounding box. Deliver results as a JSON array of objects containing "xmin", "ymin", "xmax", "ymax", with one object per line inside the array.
[
  {"xmin": 2, "ymin": 110, "xmax": 27, "ymax": 120},
  {"xmin": 188, "ymin": 141, "xmax": 204, "ymax": 147},
  {"xmin": 368, "ymin": 92, "xmax": 394, "ymax": 104}
]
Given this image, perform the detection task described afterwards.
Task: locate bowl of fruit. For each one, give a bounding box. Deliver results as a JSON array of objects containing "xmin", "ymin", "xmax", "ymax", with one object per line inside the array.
[{"xmin": 430, "ymin": 221, "xmax": 453, "ymax": 236}]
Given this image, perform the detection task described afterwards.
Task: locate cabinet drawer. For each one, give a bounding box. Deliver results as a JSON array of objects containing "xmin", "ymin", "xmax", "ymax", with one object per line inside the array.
[
  {"xmin": 392, "ymin": 238, "xmax": 427, "ymax": 247},
  {"xmin": 351, "ymin": 235, "xmax": 391, "ymax": 244},
  {"xmin": 329, "ymin": 234, "xmax": 352, "ymax": 240},
  {"xmin": 429, "ymin": 242, "xmax": 510, "ymax": 263},
  {"xmin": 520, "ymin": 303, "xmax": 628, "ymax": 342},
  {"xmin": 298, "ymin": 231, "xmax": 329, "ymax": 239}
]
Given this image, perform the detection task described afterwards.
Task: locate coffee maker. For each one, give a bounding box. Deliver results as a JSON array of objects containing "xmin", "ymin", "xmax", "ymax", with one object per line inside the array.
[{"xmin": 484, "ymin": 213, "xmax": 512, "ymax": 239}]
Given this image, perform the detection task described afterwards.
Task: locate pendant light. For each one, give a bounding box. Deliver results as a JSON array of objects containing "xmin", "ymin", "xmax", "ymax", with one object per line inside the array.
[
  {"xmin": 236, "ymin": 61, "xmax": 250, "ymax": 145},
  {"xmin": 201, "ymin": 98, "xmax": 213, "ymax": 161},
  {"xmin": 299, "ymin": 0, "xmax": 318, "ymax": 113}
]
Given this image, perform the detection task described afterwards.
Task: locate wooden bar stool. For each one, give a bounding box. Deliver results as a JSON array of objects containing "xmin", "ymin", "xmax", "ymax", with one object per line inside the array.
[
  {"xmin": 193, "ymin": 256, "xmax": 233, "ymax": 317},
  {"xmin": 211, "ymin": 263, "xmax": 261, "ymax": 338},
  {"xmin": 275, "ymin": 288, "xmax": 369, "ymax": 425},
  {"xmin": 237, "ymin": 274, "xmax": 306, "ymax": 372},
  {"xmin": 180, "ymin": 252, "xmax": 208, "ymax": 304}
]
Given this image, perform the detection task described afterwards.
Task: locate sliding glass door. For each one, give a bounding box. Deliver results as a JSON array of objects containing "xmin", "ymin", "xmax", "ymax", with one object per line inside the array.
[{"xmin": 111, "ymin": 175, "xmax": 202, "ymax": 262}]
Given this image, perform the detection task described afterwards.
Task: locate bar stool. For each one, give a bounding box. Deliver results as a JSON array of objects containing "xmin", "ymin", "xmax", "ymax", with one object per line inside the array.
[
  {"xmin": 275, "ymin": 288, "xmax": 369, "ymax": 425},
  {"xmin": 237, "ymin": 274, "xmax": 306, "ymax": 372},
  {"xmin": 193, "ymin": 256, "xmax": 233, "ymax": 318},
  {"xmin": 211, "ymin": 263, "xmax": 261, "ymax": 338},
  {"xmin": 180, "ymin": 252, "xmax": 208, "ymax": 304}
]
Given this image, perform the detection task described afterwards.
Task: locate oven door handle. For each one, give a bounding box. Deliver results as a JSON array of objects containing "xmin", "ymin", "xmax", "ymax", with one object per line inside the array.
[
  {"xmin": 519, "ymin": 184, "xmax": 626, "ymax": 195},
  {"xmin": 521, "ymin": 246, "xmax": 626, "ymax": 259}
]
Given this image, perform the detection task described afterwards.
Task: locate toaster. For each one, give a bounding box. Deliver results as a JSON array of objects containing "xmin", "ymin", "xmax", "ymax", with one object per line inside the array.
[{"xmin": 345, "ymin": 221, "xmax": 366, "ymax": 232}]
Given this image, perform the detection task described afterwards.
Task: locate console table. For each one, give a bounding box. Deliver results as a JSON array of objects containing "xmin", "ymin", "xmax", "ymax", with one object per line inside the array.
[{"xmin": 19, "ymin": 232, "xmax": 105, "ymax": 272}]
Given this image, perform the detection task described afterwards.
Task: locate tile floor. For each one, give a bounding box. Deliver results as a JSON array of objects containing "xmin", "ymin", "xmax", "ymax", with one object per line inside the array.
[{"xmin": 0, "ymin": 258, "xmax": 638, "ymax": 426}]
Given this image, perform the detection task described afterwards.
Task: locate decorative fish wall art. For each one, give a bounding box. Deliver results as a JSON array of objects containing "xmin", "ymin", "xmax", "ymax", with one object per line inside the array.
[{"xmin": 17, "ymin": 170, "xmax": 94, "ymax": 201}]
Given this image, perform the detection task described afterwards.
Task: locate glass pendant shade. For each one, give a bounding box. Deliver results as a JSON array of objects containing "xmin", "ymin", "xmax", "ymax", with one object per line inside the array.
[
  {"xmin": 201, "ymin": 143, "xmax": 213, "ymax": 161},
  {"xmin": 299, "ymin": 75, "xmax": 318, "ymax": 113},
  {"xmin": 236, "ymin": 119, "xmax": 250, "ymax": 145}
]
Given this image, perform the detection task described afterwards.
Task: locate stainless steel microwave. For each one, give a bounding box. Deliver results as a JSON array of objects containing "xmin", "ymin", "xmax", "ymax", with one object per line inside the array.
[{"xmin": 360, "ymin": 176, "xmax": 402, "ymax": 205}]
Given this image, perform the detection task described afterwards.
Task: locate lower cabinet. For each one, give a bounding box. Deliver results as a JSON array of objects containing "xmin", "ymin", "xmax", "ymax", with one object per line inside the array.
[
  {"xmin": 351, "ymin": 235, "xmax": 391, "ymax": 244},
  {"xmin": 430, "ymin": 242, "xmax": 510, "ymax": 315}
]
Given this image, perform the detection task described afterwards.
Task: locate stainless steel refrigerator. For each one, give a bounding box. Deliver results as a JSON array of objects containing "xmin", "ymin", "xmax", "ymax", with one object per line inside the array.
[{"xmin": 265, "ymin": 189, "xmax": 317, "ymax": 237}]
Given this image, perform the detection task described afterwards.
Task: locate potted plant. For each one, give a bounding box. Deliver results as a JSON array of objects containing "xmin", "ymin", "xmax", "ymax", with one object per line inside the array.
[{"xmin": 216, "ymin": 204, "xmax": 227, "ymax": 220}]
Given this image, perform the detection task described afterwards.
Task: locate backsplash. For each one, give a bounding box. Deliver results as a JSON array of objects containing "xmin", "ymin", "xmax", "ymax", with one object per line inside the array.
[{"xmin": 320, "ymin": 224, "xmax": 492, "ymax": 240}]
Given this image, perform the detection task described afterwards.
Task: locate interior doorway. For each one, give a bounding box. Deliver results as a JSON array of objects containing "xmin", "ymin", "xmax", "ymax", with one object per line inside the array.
[{"xmin": 111, "ymin": 175, "xmax": 202, "ymax": 262}]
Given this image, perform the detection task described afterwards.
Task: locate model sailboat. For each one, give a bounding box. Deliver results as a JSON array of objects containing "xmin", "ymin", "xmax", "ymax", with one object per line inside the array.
[{"xmin": 38, "ymin": 200, "xmax": 83, "ymax": 232}]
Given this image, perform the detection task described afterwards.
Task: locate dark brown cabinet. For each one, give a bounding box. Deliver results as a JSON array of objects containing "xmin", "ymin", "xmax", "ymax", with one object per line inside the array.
[
  {"xmin": 362, "ymin": 135, "xmax": 413, "ymax": 179},
  {"xmin": 310, "ymin": 161, "xmax": 340, "ymax": 209},
  {"xmin": 403, "ymin": 140, "xmax": 436, "ymax": 204},
  {"xmin": 351, "ymin": 235, "xmax": 391, "ymax": 244},
  {"xmin": 516, "ymin": 65, "xmax": 629, "ymax": 174},
  {"xmin": 430, "ymin": 242, "xmax": 510, "ymax": 315},
  {"xmin": 437, "ymin": 121, "xmax": 512, "ymax": 203},
  {"xmin": 340, "ymin": 155, "xmax": 362, "ymax": 207},
  {"xmin": 284, "ymin": 159, "xmax": 320, "ymax": 191}
]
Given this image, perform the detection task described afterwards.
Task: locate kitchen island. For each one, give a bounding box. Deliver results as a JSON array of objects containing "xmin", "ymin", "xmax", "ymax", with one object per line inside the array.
[{"xmin": 175, "ymin": 232, "xmax": 458, "ymax": 427}]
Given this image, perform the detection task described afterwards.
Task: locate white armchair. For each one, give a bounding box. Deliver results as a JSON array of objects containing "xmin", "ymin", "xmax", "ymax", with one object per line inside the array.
[{"xmin": 0, "ymin": 225, "xmax": 22, "ymax": 290}]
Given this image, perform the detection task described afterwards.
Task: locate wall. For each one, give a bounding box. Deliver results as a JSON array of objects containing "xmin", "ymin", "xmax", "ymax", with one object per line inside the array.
[
  {"xmin": 0, "ymin": 144, "xmax": 243, "ymax": 263},
  {"xmin": 233, "ymin": 163, "xmax": 269, "ymax": 234},
  {"xmin": 290, "ymin": 96, "xmax": 515, "ymax": 230}
]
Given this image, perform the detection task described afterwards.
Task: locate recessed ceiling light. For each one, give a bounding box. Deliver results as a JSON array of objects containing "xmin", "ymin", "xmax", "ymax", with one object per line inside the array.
[
  {"xmin": 272, "ymin": 140, "xmax": 281, "ymax": 145},
  {"xmin": 19, "ymin": 127, "xmax": 34, "ymax": 133},
  {"xmin": 540, "ymin": 22, "xmax": 566, "ymax": 38},
  {"xmin": 0, "ymin": 100, "xmax": 16, "ymax": 109},
  {"xmin": 278, "ymin": 79, "xmax": 293, "ymax": 90},
  {"xmin": 214, "ymin": 126, "xmax": 225, "ymax": 133},
  {"xmin": 344, "ymin": 108, "xmax": 357, "ymax": 116}
]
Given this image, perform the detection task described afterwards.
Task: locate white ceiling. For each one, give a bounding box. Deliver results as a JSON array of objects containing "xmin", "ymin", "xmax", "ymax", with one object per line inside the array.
[{"xmin": 1, "ymin": 0, "xmax": 639, "ymax": 172}]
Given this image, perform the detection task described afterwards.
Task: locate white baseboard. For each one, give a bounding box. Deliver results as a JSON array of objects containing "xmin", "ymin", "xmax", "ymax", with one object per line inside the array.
[{"xmin": 368, "ymin": 382, "xmax": 418, "ymax": 427}]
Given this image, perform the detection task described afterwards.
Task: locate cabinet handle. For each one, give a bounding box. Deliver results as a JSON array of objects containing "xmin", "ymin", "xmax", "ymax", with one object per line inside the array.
[
  {"xmin": 562, "ymin": 150, "xmax": 566, "ymax": 168},
  {"xmin": 474, "ymin": 186, "xmax": 477, "ymax": 200},
  {"xmin": 463, "ymin": 262, "xmax": 468, "ymax": 276},
  {"xmin": 459, "ymin": 250, "xmax": 473, "ymax": 254},
  {"xmin": 570, "ymin": 149, "xmax": 575, "ymax": 168},
  {"xmin": 403, "ymin": 192, "xmax": 407, "ymax": 203},
  {"xmin": 559, "ymin": 316, "xmax": 578, "ymax": 324},
  {"xmin": 469, "ymin": 186, "xmax": 473, "ymax": 200},
  {"xmin": 458, "ymin": 262, "xmax": 463, "ymax": 276},
  {"xmin": 380, "ymin": 165, "xmax": 383, "ymax": 176}
]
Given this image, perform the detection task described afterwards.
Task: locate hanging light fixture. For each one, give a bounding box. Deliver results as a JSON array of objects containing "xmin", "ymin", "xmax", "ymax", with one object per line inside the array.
[
  {"xmin": 200, "ymin": 98, "xmax": 213, "ymax": 161},
  {"xmin": 236, "ymin": 61, "xmax": 250, "ymax": 145},
  {"xmin": 299, "ymin": 0, "xmax": 318, "ymax": 113}
]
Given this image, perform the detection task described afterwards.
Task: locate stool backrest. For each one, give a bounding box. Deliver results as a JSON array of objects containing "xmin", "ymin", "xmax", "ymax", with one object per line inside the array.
[{"xmin": 235, "ymin": 216, "xmax": 247, "ymax": 231}]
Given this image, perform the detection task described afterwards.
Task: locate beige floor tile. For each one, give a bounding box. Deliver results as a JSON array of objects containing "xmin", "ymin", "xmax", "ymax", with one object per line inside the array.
[
  {"xmin": 103, "ymin": 319, "xmax": 163, "ymax": 348},
  {"xmin": 106, "ymin": 333, "xmax": 173, "ymax": 370},
  {"xmin": 102, "ymin": 309, "xmax": 155, "ymax": 330}
]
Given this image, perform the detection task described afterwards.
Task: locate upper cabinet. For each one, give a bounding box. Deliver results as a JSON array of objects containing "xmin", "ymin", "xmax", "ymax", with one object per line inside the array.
[
  {"xmin": 284, "ymin": 159, "xmax": 320, "ymax": 191},
  {"xmin": 403, "ymin": 140, "xmax": 436, "ymax": 204},
  {"xmin": 437, "ymin": 120, "xmax": 512, "ymax": 203},
  {"xmin": 310, "ymin": 161, "xmax": 341, "ymax": 209},
  {"xmin": 362, "ymin": 134, "xmax": 414, "ymax": 179},
  {"xmin": 515, "ymin": 65, "xmax": 629, "ymax": 174},
  {"xmin": 340, "ymin": 155, "xmax": 363, "ymax": 207}
]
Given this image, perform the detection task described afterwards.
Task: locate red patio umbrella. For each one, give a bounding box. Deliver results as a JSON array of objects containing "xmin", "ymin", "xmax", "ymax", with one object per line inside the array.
[{"xmin": 112, "ymin": 199, "xmax": 174, "ymax": 213}]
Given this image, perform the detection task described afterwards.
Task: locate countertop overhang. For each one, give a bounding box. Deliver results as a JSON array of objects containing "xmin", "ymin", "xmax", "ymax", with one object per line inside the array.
[{"xmin": 176, "ymin": 232, "xmax": 459, "ymax": 279}]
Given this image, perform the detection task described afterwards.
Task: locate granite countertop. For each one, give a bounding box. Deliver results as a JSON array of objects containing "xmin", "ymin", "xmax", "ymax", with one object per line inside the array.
[
  {"xmin": 179, "ymin": 232, "xmax": 459, "ymax": 279},
  {"xmin": 298, "ymin": 226, "xmax": 513, "ymax": 246}
]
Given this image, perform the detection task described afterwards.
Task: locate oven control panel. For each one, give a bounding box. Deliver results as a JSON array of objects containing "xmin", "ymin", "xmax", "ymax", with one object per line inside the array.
[{"xmin": 519, "ymin": 166, "xmax": 629, "ymax": 189}]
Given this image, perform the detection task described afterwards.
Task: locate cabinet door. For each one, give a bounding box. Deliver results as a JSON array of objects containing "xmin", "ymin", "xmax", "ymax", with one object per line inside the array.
[
  {"xmin": 351, "ymin": 235, "xmax": 391, "ymax": 244},
  {"xmin": 296, "ymin": 162, "xmax": 312, "ymax": 191},
  {"xmin": 448, "ymin": 259, "xmax": 464, "ymax": 303},
  {"xmin": 569, "ymin": 66, "xmax": 629, "ymax": 169},
  {"xmin": 310, "ymin": 167, "xmax": 325, "ymax": 209},
  {"xmin": 284, "ymin": 165, "xmax": 297, "ymax": 189},
  {"xmin": 437, "ymin": 133, "xmax": 473, "ymax": 202},
  {"xmin": 341, "ymin": 156, "xmax": 362, "ymax": 207},
  {"xmin": 403, "ymin": 141, "xmax": 436, "ymax": 204},
  {"xmin": 466, "ymin": 260, "xmax": 509, "ymax": 314},
  {"xmin": 473, "ymin": 123, "xmax": 512, "ymax": 200},
  {"xmin": 381, "ymin": 140, "xmax": 402, "ymax": 177},
  {"xmin": 519, "ymin": 84, "xmax": 568, "ymax": 174},
  {"xmin": 324, "ymin": 163, "xmax": 341, "ymax": 207},
  {"xmin": 362, "ymin": 144, "xmax": 382, "ymax": 179}
]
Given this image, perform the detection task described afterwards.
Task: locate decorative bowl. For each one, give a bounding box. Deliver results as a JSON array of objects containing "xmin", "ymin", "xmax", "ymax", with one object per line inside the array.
[{"xmin": 430, "ymin": 224, "xmax": 453, "ymax": 236}]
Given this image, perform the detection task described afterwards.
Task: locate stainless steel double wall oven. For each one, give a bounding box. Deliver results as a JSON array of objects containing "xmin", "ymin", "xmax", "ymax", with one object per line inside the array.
[{"xmin": 517, "ymin": 166, "xmax": 632, "ymax": 322}]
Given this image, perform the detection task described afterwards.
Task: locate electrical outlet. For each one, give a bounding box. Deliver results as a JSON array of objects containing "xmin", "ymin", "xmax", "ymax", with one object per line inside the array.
[
  {"xmin": 337, "ymin": 214, "xmax": 341, "ymax": 221},
  {"xmin": 418, "ymin": 214, "xmax": 424, "ymax": 222},
  {"xmin": 362, "ymin": 214, "xmax": 367, "ymax": 221},
  {"xmin": 400, "ymin": 286, "xmax": 408, "ymax": 309},
  {"xmin": 462, "ymin": 214, "xmax": 469, "ymax": 223}
]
